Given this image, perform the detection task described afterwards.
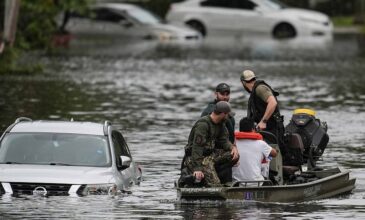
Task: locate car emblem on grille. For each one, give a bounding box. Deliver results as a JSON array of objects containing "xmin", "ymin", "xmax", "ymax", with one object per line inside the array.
[{"xmin": 33, "ymin": 186, "xmax": 47, "ymax": 196}]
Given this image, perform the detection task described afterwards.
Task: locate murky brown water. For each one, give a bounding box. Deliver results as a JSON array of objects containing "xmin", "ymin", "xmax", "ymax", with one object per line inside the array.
[{"xmin": 1, "ymin": 33, "xmax": 365, "ymax": 219}]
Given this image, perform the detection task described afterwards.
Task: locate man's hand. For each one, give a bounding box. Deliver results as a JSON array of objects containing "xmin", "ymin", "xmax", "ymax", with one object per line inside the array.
[
  {"xmin": 193, "ymin": 171, "xmax": 204, "ymax": 181},
  {"xmin": 257, "ymin": 95, "xmax": 277, "ymax": 130},
  {"xmin": 257, "ymin": 121, "xmax": 267, "ymax": 130},
  {"xmin": 231, "ymin": 145, "xmax": 239, "ymax": 161}
]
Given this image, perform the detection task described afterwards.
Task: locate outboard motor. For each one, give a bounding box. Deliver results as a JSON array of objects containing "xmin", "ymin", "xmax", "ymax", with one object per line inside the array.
[{"xmin": 285, "ymin": 109, "xmax": 329, "ymax": 169}]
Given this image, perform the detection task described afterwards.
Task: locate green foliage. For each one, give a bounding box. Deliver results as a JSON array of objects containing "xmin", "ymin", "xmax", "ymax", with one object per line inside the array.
[
  {"xmin": 331, "ymin": 16, "xmax": 365, "ymax": 33},
  {"xmin": 361, "ymin": 25, "xmax": 365, "ymax": 33},
  {"xmin": 0, "ymin": 0, "xmax": 92, "ymax": 74},
  {"xmin": 331, "ymin": 16, "xmax": 355, "ymax": 27},
  {"xmin": 0, "ymin": 48, "xmax": 19, "ymax": 74},
  {"xmin": 0, "ymin": 47, "xmax": 42, "ymax": 75},
  {"xmin": 16, "ymin": 0, "xmax": 91, "ymax": 51}
]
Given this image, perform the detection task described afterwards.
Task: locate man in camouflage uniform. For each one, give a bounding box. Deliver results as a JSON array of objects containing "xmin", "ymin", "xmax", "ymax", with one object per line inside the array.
[
  {"xmin": 180, "ymin": 101, "xmax": 239, "ymax": 187},
  {"xmin": 201, "ymin": 83, "xmax": 235, "ymax": 144},
  {"xmin": 201, "ymin": 83, "xmax": 236, "ymax": 183}
]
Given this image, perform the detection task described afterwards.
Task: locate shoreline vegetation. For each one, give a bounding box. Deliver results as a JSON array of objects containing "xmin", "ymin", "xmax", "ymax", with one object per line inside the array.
[
  {"xmin": 332, "ymin": 16, "xmax": 365, "ymax": 34},
  {"xmin": 0, "ymin": 0, "xmax": 90, "ymax": 75}
]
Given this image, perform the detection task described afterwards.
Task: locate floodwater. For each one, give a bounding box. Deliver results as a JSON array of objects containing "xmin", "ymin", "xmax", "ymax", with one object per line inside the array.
[{"xmin": 1, "ymin": 33, "xmax": 365, "ymax": 219}]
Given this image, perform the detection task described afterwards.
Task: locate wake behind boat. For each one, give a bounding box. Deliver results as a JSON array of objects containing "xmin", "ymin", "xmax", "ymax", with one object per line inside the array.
[{"xmin": 177, "ymin": 109, "xmax": 356, "ymax": 203}]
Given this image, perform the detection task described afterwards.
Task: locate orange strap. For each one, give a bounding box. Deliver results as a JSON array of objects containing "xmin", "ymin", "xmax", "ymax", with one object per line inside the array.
[{"xmin": 235, "ymin": 132, "xmax": 263, "ymax": 140}]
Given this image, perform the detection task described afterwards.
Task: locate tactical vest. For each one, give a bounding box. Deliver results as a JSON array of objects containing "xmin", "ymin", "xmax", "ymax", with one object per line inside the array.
[{"xmin": 248, "ymin": 80, "xmax": 281, "ymax": 130}]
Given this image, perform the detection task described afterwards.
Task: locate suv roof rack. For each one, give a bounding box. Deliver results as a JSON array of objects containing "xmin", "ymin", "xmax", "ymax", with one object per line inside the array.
[
  {"xmin": 14, "ymin": 117, "xmax": 32, "ymax": 123},
  {"xmin": 103, "ymin": 121, "xmax": 112, "ymax": 136},
  {"xmin": 2, "ymin": 117, "xmax": 33, "ymax": 135}
]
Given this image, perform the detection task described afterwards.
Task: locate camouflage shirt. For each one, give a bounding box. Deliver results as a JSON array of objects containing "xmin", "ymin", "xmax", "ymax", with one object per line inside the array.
[
  {"xmin": 201, "ymin": 101, "xmax": 235, "ymax": 144},
  {"xmin": 185, "ymin": 115, "xmax": 232, "ymax": 172}
]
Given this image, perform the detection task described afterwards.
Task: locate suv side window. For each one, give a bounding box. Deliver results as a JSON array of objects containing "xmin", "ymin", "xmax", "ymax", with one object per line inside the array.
[
  {"xmin": 201, "ymin": 0, "xmax": 233, "ymax": 7},
  {"xmin": 112, "ymin": 131, "xmax": 131, "ymax": 159},
  {"xmin": 200, "ymin": 0, "xmax": 257, "ymax": 10},
  {"xmin": 91, "ymin": 8, "xmax": 126, "ymax": 23},
  {"xmin": 233, "ymin": 0, "xmax": 257, "ymax": 10}
]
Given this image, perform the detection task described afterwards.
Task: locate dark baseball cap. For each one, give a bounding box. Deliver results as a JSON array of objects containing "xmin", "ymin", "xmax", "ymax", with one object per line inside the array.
[
  {"xmin": 215, "ymin": 83, "xmax": 230, "ymax": 93},
  {"xmin": 214, "ymin": 101, "xmax": 232, "ymax": 114}
]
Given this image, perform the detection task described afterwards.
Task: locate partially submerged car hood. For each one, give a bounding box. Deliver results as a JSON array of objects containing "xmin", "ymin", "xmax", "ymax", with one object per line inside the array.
[
  {"xmin": 281, "ymin": 8, "xmax": 330, "ymax": 23},
  {"xmin": 0, "ymin": 164, "xmax": 115, "ymax": 184}
]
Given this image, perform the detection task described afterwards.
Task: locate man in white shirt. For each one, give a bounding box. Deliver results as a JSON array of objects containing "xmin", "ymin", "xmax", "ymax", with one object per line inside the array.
[{"xmin": 232, "ymin": 117, "xmax": 277, "ymax": 182}]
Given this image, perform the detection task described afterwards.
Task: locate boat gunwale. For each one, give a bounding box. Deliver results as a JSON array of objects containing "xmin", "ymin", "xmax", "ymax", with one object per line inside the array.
[{"xmin": 178, "ymin": 168, "xmax": 352, "ymax": 192}]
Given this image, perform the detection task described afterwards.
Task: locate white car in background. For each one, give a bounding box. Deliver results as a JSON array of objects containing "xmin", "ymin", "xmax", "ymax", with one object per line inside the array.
[
  {"xmin": 166, "ymin": 0, "xmax": 333, "ymax": 39},
  {"xmin": 62, "ymin": 3, "xmax": 202, "ymax": 44},
  {"xmin": 0, "ymin": 117, "xmax": 142, "ymax": 196}
]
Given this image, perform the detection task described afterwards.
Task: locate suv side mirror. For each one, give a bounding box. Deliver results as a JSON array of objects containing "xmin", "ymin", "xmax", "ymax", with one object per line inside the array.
[{"xmin": 120, "ymin": 155, "xmax": 131, "ymax": 169}]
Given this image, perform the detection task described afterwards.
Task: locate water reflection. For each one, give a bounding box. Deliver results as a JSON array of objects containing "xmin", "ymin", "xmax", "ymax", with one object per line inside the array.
[
  {"xmin": 358, "ymin": 34, "xmax": 365, "ymax": 57},
  {"xmin": 49, "ymin": 31, "xmax": 365, "ymax": 62},
  {"xmin": 0, "ymin": 78, "xmax": 110, "ymax": 130},
  {"xmin": 176, "ymin": 199, "xmax": 365, "ymax": 219},
  {"xmin": 204, "ymin": 33, "xmax": 333, "ymax": 57}
]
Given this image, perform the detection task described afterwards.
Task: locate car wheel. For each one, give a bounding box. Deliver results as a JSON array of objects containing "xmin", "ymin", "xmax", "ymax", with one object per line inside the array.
[
  {"xmin": 273, "ymin": 23, "xmax": 296, "ymax": 39},
  {"xmin": 186, "ymin": 20, "xmax": 206, "ymax": 37}
]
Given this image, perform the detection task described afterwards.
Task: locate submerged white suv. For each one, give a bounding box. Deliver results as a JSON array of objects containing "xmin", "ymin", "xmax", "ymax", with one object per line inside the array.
[
  {"xmin": 0, "ymin": 118, "xmax": 142, "ymax": 196},
  {"xmin": 166, "ymin": 0, "xmax": 333, "ymax": 38}
]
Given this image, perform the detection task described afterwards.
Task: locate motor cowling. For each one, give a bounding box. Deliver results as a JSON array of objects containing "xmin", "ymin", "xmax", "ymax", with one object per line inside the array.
[{"xmin": 285, "ymin": 109, "xmax": 329, "ymax": 166}]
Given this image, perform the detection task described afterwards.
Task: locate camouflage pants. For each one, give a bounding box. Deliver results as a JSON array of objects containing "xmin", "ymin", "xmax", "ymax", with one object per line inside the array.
[
  {"xmin": 212, "ymin": 149, "xmax": 233, "ymax": 165},
  {"xmin": 184, "ymin": 149, "xmax": 232, "ymax": 187}
]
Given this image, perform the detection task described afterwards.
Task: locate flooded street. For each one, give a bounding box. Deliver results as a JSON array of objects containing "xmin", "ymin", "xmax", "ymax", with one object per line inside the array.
[{"xmin": 1, "ymin": 34, "xmax": 365, "ymax": 219}]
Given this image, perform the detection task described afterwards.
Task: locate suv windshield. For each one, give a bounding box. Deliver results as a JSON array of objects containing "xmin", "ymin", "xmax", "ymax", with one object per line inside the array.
[{"xmin": 0, "ymin": 133, "xmax": 111, "ymax": 167}]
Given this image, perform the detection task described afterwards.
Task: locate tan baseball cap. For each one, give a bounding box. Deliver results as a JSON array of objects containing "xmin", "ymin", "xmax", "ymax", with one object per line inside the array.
[{"xmin": 240, "ymin": 70, "xmax": 256, "ymax": 82}]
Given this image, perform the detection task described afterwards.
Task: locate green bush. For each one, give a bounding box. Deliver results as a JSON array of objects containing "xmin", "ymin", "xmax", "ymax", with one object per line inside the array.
[
  {"xmin": 16, "ymin": 0, "xmax": 91, "ymax": 51},
  {"xmin": 331, "ymin": 16, "xmax": 356, "ymax": 27},
  {"xmin": 1, "ymin": 0, "xmax": 92, "ymax": 74}
]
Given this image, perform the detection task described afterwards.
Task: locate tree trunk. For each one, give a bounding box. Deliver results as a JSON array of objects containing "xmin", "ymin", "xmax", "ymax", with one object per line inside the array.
[
  {"xmin": 354, "ymin": 0, "xmax": 365, "ymax": 24},
  {"xmin": 3, "ymin": 0, "xmax": 20, "ymax": 47}
]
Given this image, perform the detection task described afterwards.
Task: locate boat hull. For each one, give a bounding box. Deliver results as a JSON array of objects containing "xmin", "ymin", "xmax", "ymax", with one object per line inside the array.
[{"xmin": 177, "ymin": 168, "xmax": 356, "ymax": 203}]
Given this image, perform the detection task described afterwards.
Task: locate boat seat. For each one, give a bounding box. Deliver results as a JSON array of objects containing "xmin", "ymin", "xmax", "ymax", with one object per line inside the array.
[
  {"xmin": 259, "ymin": 131, "xmax": 278, "ymax": 144},
  {"xmin": 282, "ymin": 165, "xmax": 300, "ymax": 176},
  {"xmin": 282, "ymin": 133, "xmax": 305, "ymax": 167},
  {"xmin": 287, "ymin": 133, "xmax": 304, "ymax": 152}
]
